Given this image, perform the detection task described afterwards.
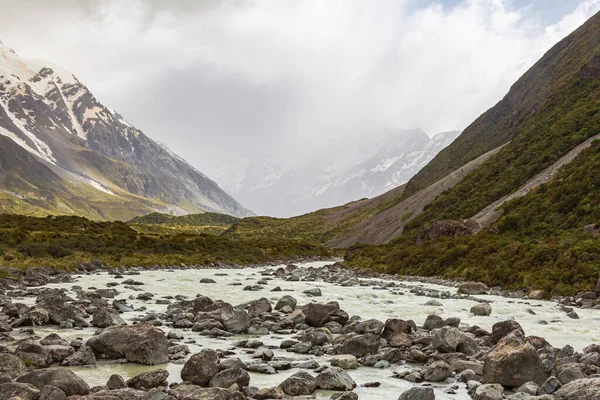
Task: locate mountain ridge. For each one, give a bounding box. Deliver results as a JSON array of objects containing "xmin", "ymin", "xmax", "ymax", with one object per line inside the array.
[{"xmin": 0, "ymin": 41, "xmax": 252, "ymax": 219}]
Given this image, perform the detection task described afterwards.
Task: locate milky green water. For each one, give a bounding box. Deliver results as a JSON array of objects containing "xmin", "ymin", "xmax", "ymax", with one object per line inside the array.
[{"xmin": 14, "ymin": 261, "xmax": 600, "ymax": 399}]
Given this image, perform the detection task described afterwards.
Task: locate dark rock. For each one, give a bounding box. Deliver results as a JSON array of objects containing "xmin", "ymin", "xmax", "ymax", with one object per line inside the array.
[
  {"xmin": 127, "ymin": 370, "xmax": 169, "ymax": 390},
  {"xmin": 16, "ymin": 368, "xmax": 90, "ymax": 396},
  {"xmin": 180, "ymin": 349, "xmax": 219, "ymax": 386}
]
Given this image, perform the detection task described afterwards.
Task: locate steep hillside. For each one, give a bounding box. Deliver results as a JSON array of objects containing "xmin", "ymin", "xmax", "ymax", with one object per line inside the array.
[
  {"xmin": 343, "ymin": 11, "xmax": 600, "ymax": 294},
  {"xmin": 0, "ymin": 41, "xmax": 252, "ymax": 219}
]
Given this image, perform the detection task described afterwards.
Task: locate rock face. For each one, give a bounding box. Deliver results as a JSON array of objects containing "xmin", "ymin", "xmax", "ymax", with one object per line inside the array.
[
  {"xmin": 16, "ymin": 368, "xmax": 90, "ymax": 396},
  {"xmin": 86, "ymin": 322, "xmax": 169, "ymax": 365},
  {"xmin": 483, "ymin": 331, "xmax": 547, "ymax": 388},
  {"xmin": 554, "ymin": 378, "xmax": 600, "ymax": 400},
  {"xmin": 180, "ymin": 349, "xmax": 220, "ymax": 386}
]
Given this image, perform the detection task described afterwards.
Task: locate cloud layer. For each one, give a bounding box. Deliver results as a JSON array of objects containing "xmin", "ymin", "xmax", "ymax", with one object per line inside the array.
[{"xmin": 1, "ymin": 0, "xmax": 599, "ymax": 172}]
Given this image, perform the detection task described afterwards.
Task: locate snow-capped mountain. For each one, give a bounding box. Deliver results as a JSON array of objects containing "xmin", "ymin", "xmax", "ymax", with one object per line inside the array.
[
  {"xmin": 209, "ymin": 129, "xmax": 460, "ymax": 217},
  {"xmin": 0, "ymin": 41, "xmax": 252, "ymax": 219}
]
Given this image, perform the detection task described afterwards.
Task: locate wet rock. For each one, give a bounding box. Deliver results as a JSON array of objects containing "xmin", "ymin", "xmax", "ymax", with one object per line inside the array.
[
  {"xmin": 554, "ymin": 378, "xmax": 600, "ymax": 400},
  {"xmin": 557, "ymin": 366, "xmax": 585, "ymax": 385},
  {"xmin": 15, "ymin": 342, "xmax": 53, "ymax": 368},
  {"xmin": 355, "ymin": 319, "xmax": 384, "ymax": 335},
  {"xmin": 16, "ymin": 368, "xmax": 90, "ymax": 396},
  {"xmin": 107, "ymin": 374, "xmax": 127, "ymax": 390},
  {"xmin": 338, "ymin": 333, "xmax": 381, "ymax": 357},
  {"xmin": 0, "ymin": 382, "xmax": 40, "ymax": 400},
  {"xmin": 247, "ymin": 298, "xmax": 272, "ymax": 317},
  {"xmin": 127, "ymin": 370, "xmax": 169, "ymax": 390},
  {"xmin": 397, "ymin": 387, "xmax": 435, "ymax": 400},
  {"xmin": 279, "ymin": 371, "xmax": 317, "ymax": 396},
  {"xmin": 254, "ymin": 386, "xmax": 285, "ymax": 399},
  {"xmin": 422, "ymin": 360, "xmax": 451, "ymax": 382},
  {"xmin": 274, "ymin": 295, "xmax": 296, "ymax": 311},
  {"xmin": 471, "ymin": 303, "xmax": 492, "ymax": 316},
  {"xmin": 39, "ymin": 385, "xmax": 67, "ymax": 400},
  {"xmin": 474, "ymin": 383, "xmax": 503, "ymax": 400},
  {"xmin": 483, "ymin": 331, "xmax": 546, "ymax": 388},
  {"xmin": 432, "ymin": 327, "xmax": 461, "ymax": 353},
  {"xmin": 209, "ymin": 368, "xmax": 250, "ymax": 389},
  {"xmin": 457, "ymin": 282, "xmax": 488, "ymax": 295},
  {"xmin": 304, "ymin": 288, "xmax": 322, "ymax": 297},
  {"xmin": 170, "ymin": 384, "xmax": 234, "ymax": 400},
  {"xmin": 304, "ymin": 302, "xmax": 339, "ymax": 327},
  {"xmin": 315, "ymin": 367, "xmax": 356, "ymax": 391},
  {"xmin": 0, "ymin": 353, "xmax": 27, "ymax": 379},
  {"xmin": 331, "ymin": 355, "xmax": 358, "ymax": 369},
  {"xmin": 223, "ymin": 310, "xmax": 251, "ymax": 334},
  {"xmin": 86, "ymin": 322, "xmax": 169, "ymax": 365},
  {"xmin": 423, "ymin": 314, "xmax": 445, "ymax": 331},
  {"xmin": 491, "ymin": 320, "xmax": 524, "ymax": 344},
  {"xmin": 199, "ymin": 278, "xmax": 216, "ymax": 284},
  {"xmin": 180, "ymin": 349, "xmax": 220, "ymax": 386}
]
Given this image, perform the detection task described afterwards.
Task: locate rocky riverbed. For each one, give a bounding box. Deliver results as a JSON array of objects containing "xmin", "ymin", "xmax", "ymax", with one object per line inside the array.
[{"xmin": 1, "ymin": 260, "xmax": 600, "ymax": 400}]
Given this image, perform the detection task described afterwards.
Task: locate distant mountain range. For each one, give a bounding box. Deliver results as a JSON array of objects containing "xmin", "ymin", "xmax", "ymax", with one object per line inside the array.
[
  {"xmin": 0, "ymin": 40, "xmax": 252, "ymax": 220},
  {"xmin": 209, "ymin": 129, "xmax": 460, "ymax": 217}
]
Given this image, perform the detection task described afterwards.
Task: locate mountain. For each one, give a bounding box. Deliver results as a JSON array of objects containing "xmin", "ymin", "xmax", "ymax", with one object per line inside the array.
[
  {"xmin": 209, "ymin": 129, "xmax": 459, "ymax": 217},
  {"xmin": 0, "ymin": 41, "xmax": 252, "ymax": 220},
  {"xmin": 224, "ymin": 10, "xmax": 600, "ymax": 294}
]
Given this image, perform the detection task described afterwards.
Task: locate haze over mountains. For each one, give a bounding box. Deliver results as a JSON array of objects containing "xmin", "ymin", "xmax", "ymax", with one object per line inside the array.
[
  {"xmin": 0, "ymin": 40, "xmax": 252, "ymax": 220},
  {"xmin": 210, "ymin": 129, "xmax": 460, "ymax": 217}
]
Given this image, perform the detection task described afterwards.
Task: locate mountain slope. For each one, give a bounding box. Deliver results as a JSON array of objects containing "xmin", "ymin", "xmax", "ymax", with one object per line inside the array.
[
  {"xmin": 341, "ymin": 11, "xmax": 600, "ymax": 295},
  {"xmin": 211, "ymin": 129, "xmax": 459, "ymax": 217},
  {"xmin": 0, "ymin": 41, "xmax": 252, "ymax": 219}
]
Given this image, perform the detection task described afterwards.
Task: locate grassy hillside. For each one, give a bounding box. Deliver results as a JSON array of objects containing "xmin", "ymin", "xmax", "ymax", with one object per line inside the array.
[
  {"xmin": 128, "ymin": 212, "xmax": 240, "ymax": 236},
  {"xmin": 0, "ymin": 214, "xmax": 330, "ymax": 270}
]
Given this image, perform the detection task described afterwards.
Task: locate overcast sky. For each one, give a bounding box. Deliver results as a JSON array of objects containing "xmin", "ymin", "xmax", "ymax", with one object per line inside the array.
[{"xmin": 0, "ymin": 0, "xmax": 599, "ymax": 173}]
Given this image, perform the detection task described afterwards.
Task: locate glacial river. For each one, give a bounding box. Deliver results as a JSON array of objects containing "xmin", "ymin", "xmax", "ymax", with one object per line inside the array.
[{"xmin": 15, "ymin": 261, "xmax": 600, "ymax": 399}]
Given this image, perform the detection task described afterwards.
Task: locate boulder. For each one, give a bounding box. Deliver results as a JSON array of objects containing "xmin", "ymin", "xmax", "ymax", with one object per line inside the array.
[
  {"xmin": 432, "ymin": 327, "xmax": 461, "ymax": 353},
  {"xmin": 0, "ymin": 353, "xmax": 27, "ymax": 379},
  {"xmin": 397, "ymin": 387, "xmax": 435, "ymax": 400},
  {"xmin": 39, "ymin": 385, "xmax": 67, "ymax": 400},
  {"xmin": 126, "ymin": 370, "xmax": 169, "ymax": 390},
  {"xmin": 223, "ymin": 310, "xmax": 251, "ymax": 333},
  {"xmin": 381, "ymin": 319, "xmax": 412, "ymax": 345},
  {"xmin": 61, "ymin": 346, "xmax": 96, "ymax": 366},
  {"xmin": 457, "ymin": 282, "xmax": 488, "ymax": 295},
  {"xmin": 470, "ymin": 303, "xmax": 492, "ymax": 316},
  {"xmin": 92, "ymin": 308, "xmax": 126, "ymax": 328},
  {"xmin": 0, "ymin": 382, "xmax": 40, "ymax": 400},
  {"xmin": 331, "ymin": 355, "xmax": 358, "ymax": 370},
  {"xmin": 554, "ymin": 378, "xmax": 600, "ymax": 400},
  {"xmin": 423, "ymin": 315, "xmax": 445, "ymax": 331},
  {"xmin": 474, "ymin": 383, "xmax": 503, "ymax": 400},
  {"xmin": 247, "ymin": 298, "xmax": 271, "ymax": 318},
  {"xmin": 279, "ymin": 371, "xmax": 317, "ymax": 396},
  {"xmin": 15, "ymin": 342, "xmax": 53, "ymax": 368},
  {"xmin": 208, "ymin": 368, "xmax": 250, "ymax": 389},
  {"xmin": 170, "ymin": 384, "xmax": 233, "ymax": 400},
  {"xmin": 483, "ymin": 331, "xmax": 546, "ymax": 388},
  {"xmin": 557, "ymin": 366, "xmax": 585, "ymax": 385},
  {"xmin": 338, "ymin": 333, "xmax": 381, "ymax": 357},
  {"xmin": 180, "ymin": 349, "xmax": 219, "ymax": 386},
  {"xmin": 274, "ymin": 295, "xmax": 297, "ymax": 311},
  {"xmin": 16, "ymin": 368, "xmax": 90, "ymax": 396},
  {"xmin": 355, "ymin": 319, "xmax": 384, "ymax": 335},
  {"xmin": 304, "ymin": 302, "xmax": 340, "ymax": 327},
  {"xmin": 491, "ymin": 320, "xmax": 524, "ymax": 344},
  {"xmin": 254, "ymin": 386, "xmax": 285, "ymax": 399},
  {"xmin": 422, "ymin": 360, "xmax": 451, "ymax": 382},
  {"xmin": 86, "ymin": 322, "xmax": 169, "ymax": 365},
  {"xmin": 315, "ymin": 367, "xmax": 356, "ymax": 391},
  {"xmin": 107, "ymin": 374, "xmax": 127, "ymax": 390}
]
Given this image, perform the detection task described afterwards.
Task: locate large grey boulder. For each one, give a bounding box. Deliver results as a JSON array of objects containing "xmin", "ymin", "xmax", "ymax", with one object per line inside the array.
[
  {"xmin": 0, "ymin": 353, "xmax": 27, "ymax": 379},
  {"xmin": 170, "ymin": 384, "xmax": 233, "ymax": 400},
  {"xmin": 432, "ymin": 327, "xmax": 461, "ymax": 353},
  {"xmin": 275, "ymin": 295, "xmax": 297, "ymax": 311},
  {"xmin": 126, "ymin": 369, "xmax": 169, "ymax": 390},
  {"xmin": 279, "ymin": 371, "xmax": 317, "ymax": 396},
  {"xmin": 338, "ymin": 333, "xmax": 381, "ymax": 357},
  {"xmin": 86, "ymin": 322, "xmax": 169, "ymax": 365},
  {"xmin": 422, "ymin": 361, "xmax": 451, "ymax": 382},
  {"xmin": 304, "ymin": 302, "xmax": 340, "ymax": 327},
  {"xmin": 16, "ymin": 368, "xmax": 90, "ymax": 397},
  {"xmin": 457, "ymin": 282, "xmax": 488, "ymax": 295},
  {"xmin": 208, "ymin": 368, "xmax": 250, "ymax": 389},
  {"xmin": 222, "ymin": 309, "xmax": 251, "ymax": 333},
  {"xmin": 315, "ymin": 367, "xmax": 356, "ymax": 391},
  {"xmin": 471, "ymin": 304, "xmax": 492, "ymax": 316},
  {"xmin": 92, "ymin": 308, "xmax": 126, "ymax": 328},
  {"xmin": 61, "ymin": 346, "xmax": 96, "ymax": 366},
  {"xmin": 483, "ymin": 331, "xmax": 546, "ymax": 388},
  {"xmin": 554, "ymin": 378, "xmax": 600, "ymax": 400},
  {"xmin": 180, "ymin": 349, "xmax": 220, "ymax": 386},
  {"xmin": 398, "ymin": 387, "xmax": 435, "ymax": 400},
  {"xmin": 0, "ymin": 382, "xmax": 40, "ymax": 400}
]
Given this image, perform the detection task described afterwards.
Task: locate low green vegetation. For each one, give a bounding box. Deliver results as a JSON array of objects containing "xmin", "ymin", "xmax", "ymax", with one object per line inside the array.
[
  {"xmin": 348, "ymin": 139, "xmax": 600, "ymax": 295},
  {"xmin": 0, "ymin": 214, "xmax": 329, "ymax": 269},
  {"xmin": 128, "ymin": 212, "xmax": 239, "ymax": 236}
]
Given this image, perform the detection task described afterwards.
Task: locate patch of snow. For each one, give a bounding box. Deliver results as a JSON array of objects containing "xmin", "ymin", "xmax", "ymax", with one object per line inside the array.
[{"xmin": 86, "ymin": 179, "xmax": 114, "ymax": 196}]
